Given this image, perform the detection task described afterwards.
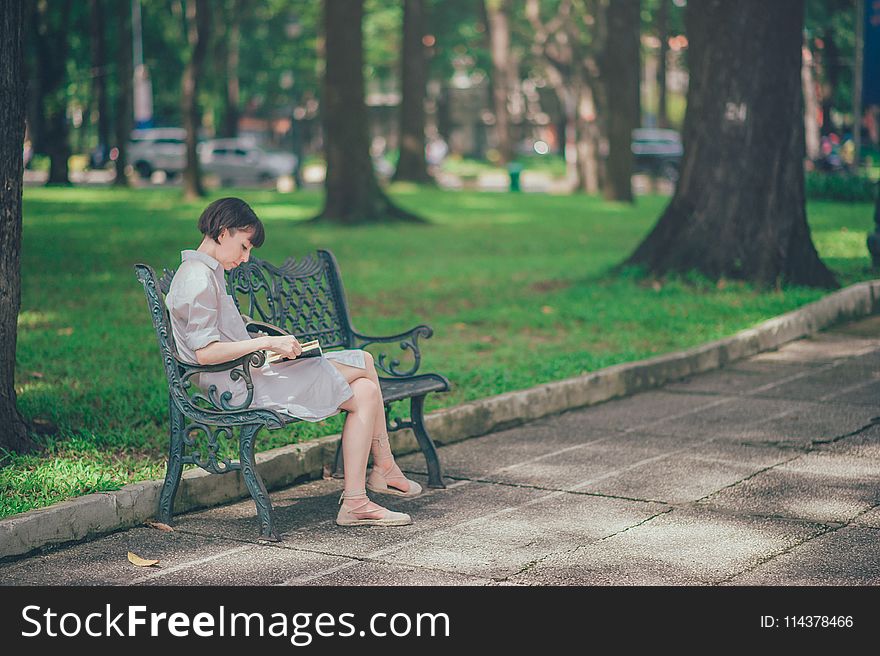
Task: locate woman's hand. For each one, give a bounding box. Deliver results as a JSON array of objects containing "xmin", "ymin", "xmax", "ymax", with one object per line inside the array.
[{"xmin": 265, "ymin": 334, "xmax": 302, "ymax": 359}]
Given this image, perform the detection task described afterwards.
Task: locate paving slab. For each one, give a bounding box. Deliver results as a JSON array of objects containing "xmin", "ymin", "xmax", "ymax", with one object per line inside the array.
[
  {"xmin": 697, "ymin": 452, "xmax": 880, "ymax": 524},
  {"xmin": 646, "ymin": 397, "xmax": 876, "ymax": 446},
  {"xmin": 748, "ymin": 333, "xmax": 880, "ymax": 364},
  {"xmin": 724, "ymin": 526, "xmax": 880, "ymax": 585},
  {"xmin": 574, "ymin": 443, "xmax": 798, "ymax": 504},
  {"xmin": 297, "ymin": 560, "xmax": 493, "ymax": 586},
  {"xmin": 853, "ymin": 506, "xmax": 880, "ymax": 529},
  {"xmin": 368, "ymin": 492, "xmax": 666, "ymax": 581},
  {"xmin": 665, "ymin": 361, "xmax": 828, "ymax": 396},
  {"xmin": 815, "ymin": 422, "xmax": 880, "ymax": 459},
  {"xmin": 0, "ymin": 527, "xmax": 251, "ymax": 586},
  {"xmin": 510, "ymin": 507, "xmax": 827, "ymax": 585}
]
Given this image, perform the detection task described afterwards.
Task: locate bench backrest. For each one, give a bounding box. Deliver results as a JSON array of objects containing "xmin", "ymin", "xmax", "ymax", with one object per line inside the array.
[
  {"xmin": 133, "ymin": 262, "xmax": 191, "ymax": 408},
  {"xmin": 225, "ymin": 249, "xmax": 355, "ymax": 349}
]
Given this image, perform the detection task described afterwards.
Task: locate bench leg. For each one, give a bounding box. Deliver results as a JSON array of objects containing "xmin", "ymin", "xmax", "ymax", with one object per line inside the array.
[
  {"xmin": 239, "ymin": 423, "xmax": 281, "ymax": 542},
  {"xmin": 411, "ymin": 395, "xmax": 446, "ymax": 489},
  {"xmin": 157, "ymin": 402, "xmax": 185, "ymax": 525}
]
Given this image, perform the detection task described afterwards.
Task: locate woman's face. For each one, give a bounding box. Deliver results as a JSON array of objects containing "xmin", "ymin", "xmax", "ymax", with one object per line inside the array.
[{"xmin": 215, "ymin": 227, "xmax": 255, "ymax": 270}]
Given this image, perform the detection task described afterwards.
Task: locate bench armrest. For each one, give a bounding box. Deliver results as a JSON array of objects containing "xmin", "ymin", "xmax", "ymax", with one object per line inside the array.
[
  {"xmin": 351, "ymin": 325, "xmax": 434, "ymax": 377},
  {"xmin": 171, "ymin": 350, "xmax": 287, "ymax": 429}
]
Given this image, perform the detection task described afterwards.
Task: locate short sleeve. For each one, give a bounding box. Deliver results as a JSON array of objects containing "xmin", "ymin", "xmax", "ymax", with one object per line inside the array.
[{"xmin": 168, "ymin": 270, "xmax": 222, "ymax": 353}]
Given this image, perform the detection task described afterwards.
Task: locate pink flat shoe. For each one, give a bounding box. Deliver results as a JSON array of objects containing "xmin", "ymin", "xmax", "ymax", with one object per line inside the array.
[
  {"xmin": 366, "ymin": 466, "xmax": 423, "ymax": 498},
  {"xmin": 336, "ymin": 493, "xmax": 412, "ymax": 527}
]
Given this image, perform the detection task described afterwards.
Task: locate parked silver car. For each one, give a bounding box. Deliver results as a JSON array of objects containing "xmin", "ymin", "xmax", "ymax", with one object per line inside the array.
[
  {"xmin": 199, "ymin": 139, "xmax": 297, "ymax": 186},
  {"xmin": 128, "ymin": 127, "xmax": 186, "ymax": 179}
]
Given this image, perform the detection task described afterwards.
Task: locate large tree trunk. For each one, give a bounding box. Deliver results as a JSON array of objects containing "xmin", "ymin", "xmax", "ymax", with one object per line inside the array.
[
  {"xmin": 1, "ymin": 0, "xmax": 37, "ymax": 454},
  {"xmin": 33, "ymin": 0, "xmax": 72, "ymax": 185},
  {"xmin": 656, "ymin": 0, "xmax": 669, "ymax": 128},
  {"xmin": 89, "ymin": 0, "xmax": 109, "ymax": 164},
  {"xmin": 485, "ymin": 0, "xmax": 514, "ymax": 165},
  {"xmin": 221, "ymin": 0, "xmax": 242, "ymax": 139},
  {"xmin": 623, "ymin": 0, "xmax": 836, "ymax": 288},
  {"xmin": 602, "ymin": 0, "xmax": 640, "ymax": 202},
  {"xmin": 181, "ymin": 0, "xmax": 210, "ymax": 200},
  {"xmin": 113, "ymin": 0, "xmax": 132, "ymax": 187},
  {"xmin": 315, "ymin": 0, "xmax": 422, "ymax": 224},
  {"xmin": 392, "ymin": 0, "xmax": 432, "ymax": 183}
]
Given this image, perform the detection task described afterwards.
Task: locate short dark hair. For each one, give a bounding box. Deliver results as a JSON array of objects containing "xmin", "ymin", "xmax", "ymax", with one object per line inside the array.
[{"xmin": 197, "ymin": 197, "xmax": 265, "ymax": 247}]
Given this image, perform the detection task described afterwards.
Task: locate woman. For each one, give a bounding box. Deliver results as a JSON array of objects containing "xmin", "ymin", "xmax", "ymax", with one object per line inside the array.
[{"xmin": 165, "ymin": 197, "xmax": 421, "ymax": 527}]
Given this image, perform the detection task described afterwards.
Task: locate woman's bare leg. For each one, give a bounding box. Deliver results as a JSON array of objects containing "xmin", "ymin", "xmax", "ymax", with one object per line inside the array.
[
  {"xmin": 330, "ymin": 353, "xmax": 413, "ymax": 493},
  {"xmin": 337, "ymin": 378, "xmax": 388, "ymax": 515}
]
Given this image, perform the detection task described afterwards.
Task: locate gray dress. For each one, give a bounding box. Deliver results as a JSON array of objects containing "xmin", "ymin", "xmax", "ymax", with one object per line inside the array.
[{"xmin": 165, "ymin": 250, "xmax": 365, "ymax": 421}]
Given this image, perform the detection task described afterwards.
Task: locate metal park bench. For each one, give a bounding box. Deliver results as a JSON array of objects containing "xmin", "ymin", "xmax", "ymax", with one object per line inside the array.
[{"xmin": 134, "ymin": 249, "xmax": 449, "ymax": 541}]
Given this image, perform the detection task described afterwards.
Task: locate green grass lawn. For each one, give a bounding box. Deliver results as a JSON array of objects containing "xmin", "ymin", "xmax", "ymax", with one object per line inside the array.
[{"xmin": 2, "ymin": 185, "xmax": 876, "ymax": 517}]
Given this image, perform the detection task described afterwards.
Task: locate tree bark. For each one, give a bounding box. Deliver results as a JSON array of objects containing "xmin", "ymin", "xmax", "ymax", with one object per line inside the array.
[
  {"xmin": 623, "ymin": 0, "xmax": 836, "ymax": 288},
  {"xmin": 0, "ymin": 0, "xmax": 37, "ymax": 454},
  {"xmin": 656, "ymin": 0, "xmax": 669, "ymax": 128},
  {"xmin": 315, "ymin": 0, "xmax": 423, "ymax": 224},
  {"xmin": 221, "ymin": 0, "xmax": 242, "ymax": 139},
  {"xmin": 602, "ymin": 0, "xmax": 640, "ymax": 202},
  {"xmin": 181, "ymin": 0, "xmax": 210, "ymax": 200},
  {"xmin": 485, "ymin": 0, "xmax": 514, "ymax": 164},
  {"xmin": 819, "ymin": 26, "xmax": 838, "ymax": 135},
  {"xmin": 392, "ymin": 0, "xmax": 432, "ymax": 183},
  {"xmin": 32, "ymin": 0, "xmax": 72, "ymax": 185},
  {"xmin": 89, "ymin": 0, "xmax": 109, "ymax": 164},
  {"xmin": 113, "ymin": 0, "xmax": 132, "ymax": 186}
]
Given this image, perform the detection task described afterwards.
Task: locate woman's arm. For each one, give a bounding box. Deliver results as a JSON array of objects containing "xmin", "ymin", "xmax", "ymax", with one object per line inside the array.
[{"xmin": 195, "ymin": 334, "xmax": 303, "ymax": 365}]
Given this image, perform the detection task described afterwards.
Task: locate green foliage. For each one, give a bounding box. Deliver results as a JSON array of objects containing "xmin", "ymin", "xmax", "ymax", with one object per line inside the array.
[
  {"xmin": 5, "ymin": 185, "xmax": 876, "ymax": 518},
  {"xmin": 806, "ymin": 172, "xmax": 879, "ymax": 203}
]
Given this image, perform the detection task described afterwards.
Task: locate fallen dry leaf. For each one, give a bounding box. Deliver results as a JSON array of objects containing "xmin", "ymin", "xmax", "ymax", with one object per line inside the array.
[
  {"xmin": 56, "ymin": 327, "xmax": 74, "ymax": 336},
  {"xmin": 127, "ymin": 551, "xmax": 160, "ymax": 567},
  {"xmin": 30, "ymin": 371, "xmax": 44, "ymax": 379},
  {"xmin": 144, "ymin": 521, "xmax": 174, "ymax": 532},
  {"xmin": 541, "ymin": 305, "xmax": 554, "ymax": 314}
]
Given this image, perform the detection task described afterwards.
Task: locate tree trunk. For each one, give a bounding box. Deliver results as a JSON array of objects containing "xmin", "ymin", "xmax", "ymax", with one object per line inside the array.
[
  {"xmin": 181, "ymin": 0, "xmax": 210, "ymax": 200},
  {"xmin": 33, "ymin": 0, "xmax": 72, "ymax": 185},
  {"xmin": 485, "ymin": 0, "xmax": 513, "ymax": 164},
  {"xmin": 90, "ymin": 0, "xmax": 109, "ymax": 164},
  {"xmin": 802, "ymin": 41, "xmax": 821, "ymax": 161},
  {"xmin": 0, "ymin": 0, "xmax": 37, "ymax": 454},
  {"xmin": 623, "ymin": 0, "xmax": 836, "ymax": 288},
  {"xmin": 819, "ymin": 26, "xmax": 838, "ymax": 135},
  {"xmin": 113, "ymin": 0, "xmax": 132, "ymax": 186},
  {"xmin": 221, "ymin": 0, "xmax": 241, "ymax": 139},
  {"xmin": 392, "ymin": 0, "xmax": 432, "ymax": 183},
  {"xmin": 656, "ymin": 0, "xmax": 669, "ymax": 128},
  {"xmin": 602, "ymin": 0, "xmax": 640, "ymax": 202},
  {"xmin": 315, "ymin": 0, "xmax": 423, "ymax": 224}
]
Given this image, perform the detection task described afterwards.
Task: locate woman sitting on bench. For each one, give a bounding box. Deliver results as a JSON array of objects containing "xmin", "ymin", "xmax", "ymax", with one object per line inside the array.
[{"xmin": 164, "ymin": 197, "xmax": 421, "ymax": 527}]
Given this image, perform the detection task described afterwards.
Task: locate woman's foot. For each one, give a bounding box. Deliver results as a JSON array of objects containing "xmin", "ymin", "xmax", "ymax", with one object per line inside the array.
[
  {"xmin": 366, "ymin": 462, "xmax": 423, "ymax": 498},
  {"xmin": 336, "ymin": 492, "xmax": 412, "ymax": 526}
]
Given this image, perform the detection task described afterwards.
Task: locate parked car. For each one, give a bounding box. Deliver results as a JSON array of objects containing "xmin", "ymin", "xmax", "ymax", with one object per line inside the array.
[
  {"xmin": 631, "ymin": 128, "xmax": 683, "ymax": 181},
  {"xmin": 199, "ymin": 139, "xmax": 297, "ymax": 186},
  {"xmin": 127, "ymin": 127, "xmax": 187, "ymax": 179}
]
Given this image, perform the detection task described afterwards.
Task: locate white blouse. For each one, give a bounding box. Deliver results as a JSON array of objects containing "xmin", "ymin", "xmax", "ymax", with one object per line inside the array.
[{"xmin": 165, "ymin": 250, "xmax": 366, "ymax": 421}]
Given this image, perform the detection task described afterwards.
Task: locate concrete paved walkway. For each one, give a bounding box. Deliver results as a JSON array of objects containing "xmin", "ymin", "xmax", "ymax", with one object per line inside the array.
[{"xmin": 3, "ymin": 317, "xmax": 880, "ymax": 586}]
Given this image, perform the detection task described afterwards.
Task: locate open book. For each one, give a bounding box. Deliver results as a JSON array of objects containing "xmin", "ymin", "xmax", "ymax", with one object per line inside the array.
[{"xmin": 242, "ymin": 316, "xmax": 323, "ymax": 364}]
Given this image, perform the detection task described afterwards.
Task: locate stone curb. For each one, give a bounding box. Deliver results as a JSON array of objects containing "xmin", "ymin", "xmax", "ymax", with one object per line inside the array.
[{"xmin": 3, "ymin": 279, "xmax": 879, "ymax": 560}]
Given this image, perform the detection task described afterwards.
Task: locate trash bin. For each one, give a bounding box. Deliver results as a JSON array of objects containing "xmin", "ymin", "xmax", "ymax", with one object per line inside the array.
[{"xmin": 507, "ymin": 162, "xmax": 523, "ymax": 192}]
